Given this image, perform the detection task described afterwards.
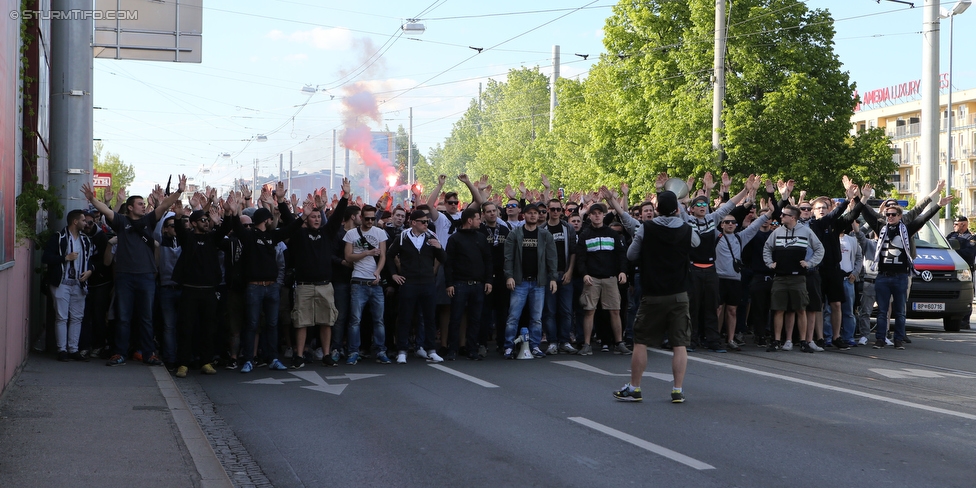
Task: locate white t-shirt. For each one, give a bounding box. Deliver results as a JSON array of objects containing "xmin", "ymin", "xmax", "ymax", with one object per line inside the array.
[
  {"xmin": 839, "ymin": 234, "xmax": 856, "ymax": 274},
  {"xmin": 343, "ymin": 226, "xmax": 388, "ymax": 280}
]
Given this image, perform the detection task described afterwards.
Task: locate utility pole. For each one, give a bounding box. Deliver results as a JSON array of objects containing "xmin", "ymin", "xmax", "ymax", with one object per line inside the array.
[
  {"xmin": 49, "ymin": 0, "xmax": 94, "ymax": 219},
  {"xmin": 253, "ymin": 158, "xmax": 259, "ymax": 190},
  {"xmin": 408, "ymin": 107, "xmax": 414, "ymax": 200},
  {"xmin": 331, "ymin": 129, "xmax": 337, "ymax": 191},
  {"xmin": 920, "ymin": 0, "xmax": 941, "ymax": 207},
  {"xmin": 288, "ymin": 151, "xmax": 293, "ymax": 200},
  {"xmin": 711, "ymin": 0, "xmax": 727, "ymax": 163},
  {"xmin": 279, "ymin": 153, "xmax": 283, "ymax": 182},
  {"xmin": 550, "ymin": 45, "xmax": 560, "ymax": 131}
]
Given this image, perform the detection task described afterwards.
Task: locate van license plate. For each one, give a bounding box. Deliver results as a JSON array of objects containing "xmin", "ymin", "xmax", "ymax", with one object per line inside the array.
[{"xmin": 912, "ymin": 302, "xmax": 945, "ymax": 311}]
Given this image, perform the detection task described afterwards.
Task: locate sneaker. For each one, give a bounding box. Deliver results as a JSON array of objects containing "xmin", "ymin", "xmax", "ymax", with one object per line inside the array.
[
  {"xmin": 291, "ymin": 356, "xmax": 306, "ymax": 369},
  {"xmin": 176, "ymin": 366, "xmax": 188, "ymax": 378},
  {"xmin": 477, "ymin": 345, "xmax": 488, "ymax": 358},
  {"xmin": 90, "ymin": 347, "xmax": 102, "ymax": 359},
  {"xmin": 269, "ymin": 359, "xmax": 288, "ymax": 371},
  {"xmin": 809, "ymin": 341, "xmax": 824, "ymax": 352},
  {"xmin": 106, "ymin": 354, "xmax": 126, "ymax": 366},
  {"xmin": 546, "ymin": 343, "xmax": 559, "ymax": 356},
  {"xmin": 754, "ymin": 336, "xmax": 768, "ymax": 347},
  {"xmin": 330, "ymin": 349, "xmax": 342, "ymax": 363},
  {"xmin": 467, "ymin": 352, "xmax": 482, "ymax": 360},
  {"xmin": 415, "ymin": 348, "xmax": 429, "ymax": 360},
  {"xmin": 444, "ymin": 351, "xmax": 457, "ymax": 361},
  {"xmin": 766, "ymin": 340, "xmax": 781, "ymax": 352},
  {"xmin": 58, "ymin": 350, "xmax": 69, "ymax": 362},
  {"xmin": 734, "ymin": 332, "xmax": 745, "ymax": 344},
  {"xmin": 613, "ymin": 384, "xmax": 643, "ymax": 402},
  {"xmin": 894, "ymin": 340, "xmax": 905, "ymax": 350},
  {"xmin": 132, "ymin": 352, "xmax": 143, "ymax": 362},
  {"xmin": 201, "ymin": 363, "xmax": 217, "ymax": 375},
  {"xmin": 800, "ymin": 341, "xmax": 815, "ymax": 353},
  {"xmin": 707, "ymin": 344, "xmax": 727, "ymax": 353},
  {"xmin": 427, "ymin": 351, "xmax": 444, "ymax": 363},
  {"xmin": 601, "ymin": 344, "xmax": 610, "ymax": 353},
  {"xmin": 240, "ymin": 361, "xmax": 254, "ymax": 373},
  {"xmin": 255, "ymin": 359, "xmax": 269, "ymax": 368},
  {"xmin": 559, "ymin": 342, "xmax": 578, "ymax": 354},
  {"xmin": 532, "ymin": 347, "xmax": 546, "ymax": 358},
  {"xmin": 578, "ymin": 344, "xmax": 593, "ymax": 356},
  {"xmin": 727, "ymin": 341, "xmax": 741, "ymax": 352},
  {"xmin": 858, "ymin": 336, "xmax": 869, "ymax": 346},
  {"xmin": 70, "ymin": 351, "xmax": 90, "ymax": 362},
  {"xmin": 781, "ymin": 340, "xmax": 793, "ymax": 351},
  {"xmin": 815, "ymin": 338, "xmax": 826, "ymax": 349},
  {"xmin": 671, "ymin": 389, "xmax": 685, "ymax": 403},
  {"xmin": 396, "ymin": 351, "xmax": 407, "ymax": 364},
  {"xmin": 144, "ymin": 354, "xmax": 163, "ymax": 366},
  {"xmin": 614, "ymin": 342, "xmax": 632, "ymax": 355},
  {"xmin": 833, "ymin": 339, "xmax": 850, "ymax": 351},
  {"xmin": 323, "ymin": 355, "xmax": 337, "ymax": 367},
  {"xmin": 225, "ymin": 359, "xmax": 238, "ymax": 370},
  {"xmin": 504, "ymin": 348, "xmax": 514, "ymax": 359},
  {"xmin": 903, "ymin": 336, "xmax": 912, "ymax": 344},
  {"xmin": 313, "ymin": 347, "xmax": 325, "ymax": 361},
  {"xmin": 872, "ymin": 340, "xmax": 885, "ymax": 349},
  {"xmin": 376, "ymin": 352, "xmax": 392, "ymax": 364},
  {"xmin": 283, "ymin": 346, "xmax": 294, "ymax": 358},
  {"xmin": 346, "ymin": 352, "xmax": 360, "ymax": 365}
]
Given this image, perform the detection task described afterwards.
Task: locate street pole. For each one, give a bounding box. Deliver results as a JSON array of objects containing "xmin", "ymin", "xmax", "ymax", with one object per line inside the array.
[
  {"xmin": 288, "ymin": 150, "xmax": 293, "ymax": 201},
  {"xmin": 945, "ymin": 12, "xmax": 954, "ymax": 230},
  {"xmin": 331, "ymin": 129, "xmax": 337, "ymax": 192},
  {"xmin": 711, "ymin": 0, "xmax": 727, "ymax": 163},
  {"xmin": 408, "ymin": 107, "xmax": 414, "ymax": 200},
  {"xmin": 920, "ymin": 0, "xmax": 941, "ymax": 212},
  {"xmin": 550, "ymin": 45, "xmax": 560, "ymax": 131}
]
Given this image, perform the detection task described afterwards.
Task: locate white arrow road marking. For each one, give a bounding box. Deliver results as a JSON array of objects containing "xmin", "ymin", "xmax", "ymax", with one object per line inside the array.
[
  {"xmin": 870, "ymin": 368, "xmax": 976, "ymax": 379},
  {"xmin": 428, "ymin": 364, "xmax": 499, "ymax": 388},
  {"xmin": 569, "ymin": 417, "xmax": 715, "ymax": 471},
  {"xmin": 241, "ymin": 377, "xmax": 301, "ymax": 385},
  {"xmin": 325, "ymin": 373, "xmax": 384, "ymax": 381},
  {"xmin": 289, "ymin": 370, "xmax": 347, "ymax": 395},
  {"xmin": 553, "ymin": 361, "xmax": 673, "ymax": 382}
]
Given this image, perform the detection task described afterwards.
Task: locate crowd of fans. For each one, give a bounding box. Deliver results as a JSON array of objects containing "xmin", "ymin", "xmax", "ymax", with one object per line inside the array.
[{"xmin": 39, "ymin": 170, "xmax": 959, "ymax": 399}]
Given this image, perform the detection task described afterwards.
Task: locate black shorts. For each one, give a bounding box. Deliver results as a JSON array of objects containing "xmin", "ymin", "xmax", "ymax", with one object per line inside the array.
[
  {"xmin": 820, "ymin": 269, "xmax": 845, "ymax": 303},
  {"xmin": 718, "ymin": 278, "xmax": 742, "ymax": 306},
  {"xmin": 805, "ymin": 270, "xmax": 823, "ymax": 311}
]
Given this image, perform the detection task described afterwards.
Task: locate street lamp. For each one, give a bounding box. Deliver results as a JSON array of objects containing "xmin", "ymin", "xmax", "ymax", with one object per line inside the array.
[{"xmin": 941, "ymin": 0, "xmax": 971, "ymax": 230}]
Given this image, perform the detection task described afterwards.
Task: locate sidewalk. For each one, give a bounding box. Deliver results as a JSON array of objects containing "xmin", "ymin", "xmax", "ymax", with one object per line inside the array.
[{"xmin": 0, "ymin": 353, "xmax": 232, "ymax": 488}]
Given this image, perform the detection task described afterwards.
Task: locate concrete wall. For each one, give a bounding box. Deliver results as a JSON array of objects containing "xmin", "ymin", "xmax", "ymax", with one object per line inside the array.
[{"xmin": 0, "ymin": 245, "xmax": 33, "ymax": 394}]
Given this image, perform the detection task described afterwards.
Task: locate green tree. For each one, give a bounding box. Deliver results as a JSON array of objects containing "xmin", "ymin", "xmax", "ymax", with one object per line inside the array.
[
  {"xmin": 847, "ymin": 126, "xmax": 896, "ymax": 192},
  {"xmin": 93, "ymin": 141, "xmax": 135, "ymax": 199}
]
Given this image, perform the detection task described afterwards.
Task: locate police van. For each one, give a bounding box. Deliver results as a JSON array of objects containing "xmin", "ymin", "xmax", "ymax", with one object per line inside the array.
[{"xmin": 864, "ymin": 213, "xmax": 973, "ymax": 332}]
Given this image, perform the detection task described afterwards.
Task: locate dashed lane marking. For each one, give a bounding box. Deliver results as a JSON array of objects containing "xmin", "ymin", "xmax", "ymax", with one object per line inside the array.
[
  {"xmin": 568, "ymin": 417, "xmax": 715, "ymax": 471},
  {"xmin": 427, "ymin": 364, "xmax": 499, "ymax": 388}
]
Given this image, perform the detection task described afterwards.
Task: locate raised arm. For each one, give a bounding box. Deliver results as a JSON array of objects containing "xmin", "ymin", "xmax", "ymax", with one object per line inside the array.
[
  {"xmin": 458, "ymin": 174, "xmax": 484, "ymax": 207},
  {"xmin": 81, "ymin": 183, "xmax": 115, "ymax": 222},
  {"xmin": 427, "ymin": 174, "xmax": 447, "ymax": 210},
  {"xmin": 154, "ymin": 175, "xmax": 186, "ymax": 221}
]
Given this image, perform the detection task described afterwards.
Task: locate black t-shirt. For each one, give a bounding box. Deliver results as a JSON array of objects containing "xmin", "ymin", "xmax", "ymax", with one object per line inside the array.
[
  {"xmin": 548, "ymin": 223, "xmax": 567, "ymax": 271},
  {"xmin": 522, "ymin": 227, "xmax": 539, "ymax": 279}
]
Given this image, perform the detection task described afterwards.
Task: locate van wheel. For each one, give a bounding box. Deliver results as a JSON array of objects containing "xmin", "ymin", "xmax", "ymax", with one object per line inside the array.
[{"xmin": 943, "ymin": 316, "xmax": 968, "ymax": 332}]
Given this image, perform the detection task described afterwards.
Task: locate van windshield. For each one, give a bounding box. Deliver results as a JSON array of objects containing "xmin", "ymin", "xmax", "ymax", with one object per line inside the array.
[{"xmin": 914, "ymin": 220, "xmax": 951, "ymax": 249}]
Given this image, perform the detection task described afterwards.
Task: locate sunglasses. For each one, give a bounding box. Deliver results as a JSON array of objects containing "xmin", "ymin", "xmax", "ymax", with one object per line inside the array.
[
  {"xmin": 164, "ymin": 224, "xmax": 176, "ymax": 228},
  {"xmin": 721, "ymin": 220, "xmax": 737, "ymax": 225},
  {"xmin": 692, "ymin": 202, "xmax": 708, "ymax": 208},
  {"xmin": 782, "ymin": 213, "xmax": 795, "ymax": 218},
  {"xmin": 446, "ymin": 201, "xmax": 459, "ymax": 205},
  {"xmin": 363, "ymin": 217, "xmax": 376, "ymax": 221},
  {"xmin": 413, "ymin": 219, "xmax": 429, "ymax": 224},
  {"xmin": 549, "ymin": 207, "xmax": 562, "ymax": 212},
  {"xmin": 506, "ymin": 204, "xmax": 519, "ymax": 209},
  {"xmin": 770, "ymin": 222, "xmax": 781, "ymax": 227},
  {"xmin": 243, "ymin": 223, "xmax": 253, "ymax": 228},
  {"xmin": 885, "ymin": 213, "xmax": 900, "ymax": 217},
  {"xmin": 813, "ymin": 206, "xmax": 828, "ymax": 211}
]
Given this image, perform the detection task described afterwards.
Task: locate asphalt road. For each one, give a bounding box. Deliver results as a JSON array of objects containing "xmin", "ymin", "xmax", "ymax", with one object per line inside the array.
[{"xmin": 180, "ymin": 318, "xmax": 976, "ymax": 488}]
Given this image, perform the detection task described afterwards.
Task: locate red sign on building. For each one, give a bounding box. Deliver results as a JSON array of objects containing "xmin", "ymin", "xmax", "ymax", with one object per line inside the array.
[{"xmin": 93, "ymin": 172, "xmax": 112, "ymax": 189}]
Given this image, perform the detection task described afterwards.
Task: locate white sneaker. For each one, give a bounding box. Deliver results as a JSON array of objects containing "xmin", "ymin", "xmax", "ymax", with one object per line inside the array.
[
  {"xmin": 283, "ymin": 347, "xmax": 294, "ymax": 358},
  {"xmin": 782, "ymin": 340, "xmax": 794, "ymax": 351},
  {"xmin": 414, "ymin": 348, "xmax": 429, "ymax": 359},
  {"xmin": 396, "ymin": 351, "xmax": 407, "ymax": 364},
  {"xmin": 885, "ymin": 338, "xmax": 894, "ymax": 346},
  {"xmin": 546, "ymin": 343, "xmax": 559, "ymax": 355},
  {"xmin": 559, "ymin": 342, "xmax": 578, "ymax": 354},
  {"xmin": 810, "ymin": 342, "xmax": 825, "ymax": 352},
  {"xmin": 313, "ymin": 347, "xmax": 325, "ymax": 361},
  {"xmin": 858, "ymin": 336, "xmax": 869, "ymax": 346},
  {"xmin": 427, "ymin": 351, "xmax": 444, "ymax": 363}
]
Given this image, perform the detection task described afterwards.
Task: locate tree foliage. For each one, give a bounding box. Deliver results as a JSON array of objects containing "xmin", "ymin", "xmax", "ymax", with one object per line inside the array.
[
  {"xmin": 421, "ymin": 0, "xmax": 897, "ymax": 200},
  {"xmin": 93, "ymin": 141, "xmax": 136, "ymax": 198}
]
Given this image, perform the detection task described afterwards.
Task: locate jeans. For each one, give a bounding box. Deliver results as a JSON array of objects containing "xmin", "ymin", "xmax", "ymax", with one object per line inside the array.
[
  {"xmin": 856, "ymin": 280, "xmax": 875, "ymax": 338},
  {"xmin": 331, "ymin": 282, "xmax": 351, "ymax": 354},
  {"xmin": 114, "ymin": 272, "xmax": 157, "ymax": 357},
  {"xmin": 51, "ymin": 283, "xmax": 85, "ymax": 353},
  {"xmin": 396, "ymin": 282, "xmax": 437, "ymax": 352},
  {"xmin": 178, "ymin": 286, "xmax": 217, "ymax": 367},
  {"xmin": 348, "ymin": 283, "xmax": 387, "ymax": 354},
  {"xmin": 544, "ymin": 274, "xmax": 573, "ymax": 345},
  {"xmin": 157, "ymin": 285, "xmax": 182, "ymax": 364},
  {"xmin": 448, "ymin": 282, "xmax": 485, "ymax": 353},
  {"xmin": 480, "ymin": 276, "xmax": 510, "ymax": 347},
  {"xmin": 504, "ymin": 281, "xmax": 545, "ymax": 349},
  {"xmin": 243, "ymin": 283, "xmax": 281, "ymax": 363},
  {"xmin": 840, "ymin": 279, "xmax": 856, "ymax": 344},
  {"xmin": 875, "ymin": 273, "xmax": 909, "ymax": 342},
  {"xmin": 80, "ymin": 282, "xmax": 111, "ymax": 352},
  {"xmin": 688, "ymin": 267, "xmax": 722, "ymax": 348}
]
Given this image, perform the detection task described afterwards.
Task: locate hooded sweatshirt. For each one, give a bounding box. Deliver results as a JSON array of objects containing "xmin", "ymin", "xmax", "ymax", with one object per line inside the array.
[
  {"xmin": 762, "ymin": 224, "xmax": 824, "ymax": 276},
  {"xmin": 628, "ymin": 217, "xmax": 700, "ymax": 296}
]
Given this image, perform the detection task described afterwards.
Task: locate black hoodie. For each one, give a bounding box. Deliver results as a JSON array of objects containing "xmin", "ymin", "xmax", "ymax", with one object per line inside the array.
[{"xmin": 628, "ymin": 217, "xmax": 696, "ymax": 297}]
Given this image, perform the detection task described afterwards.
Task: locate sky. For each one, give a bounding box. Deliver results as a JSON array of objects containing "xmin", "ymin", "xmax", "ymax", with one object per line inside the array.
[{"xmin": 91, "ymin": 0, "xmax": 976, "ymax": 195}]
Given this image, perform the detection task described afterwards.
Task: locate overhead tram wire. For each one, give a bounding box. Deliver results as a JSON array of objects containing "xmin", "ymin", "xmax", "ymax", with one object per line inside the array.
[{"xmin": 418, "ymin": 4, "xmax": 614, "ymax": 21}]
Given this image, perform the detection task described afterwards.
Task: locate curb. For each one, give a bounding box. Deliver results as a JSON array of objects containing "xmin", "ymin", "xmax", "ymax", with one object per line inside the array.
[{"xmin": 151, "ymin": 367, "xmax": 234, "ymax": 488}]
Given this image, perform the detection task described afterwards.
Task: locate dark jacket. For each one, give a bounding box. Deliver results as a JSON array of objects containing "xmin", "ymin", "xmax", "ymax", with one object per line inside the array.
[
  {"xmin": 279, "ymin": 198, "xmax": 348, "ymax": 283},
  {"xmin": 42, "ymin": 228, "xmax": 95, "ymax": 289},
  {"xmin": 172, "ymin": 218, "xmax": 232, "ymax": 287},
  {"xmin": 230, "ymin": 215, "xmax": 291, "ymax": 282},
  {"xmin": 575, "ymin": 225, "xmax": 626, "ymax": 279},
  {"xmin": 386, "ymin": 229, "xmax": 447, "ymax": 285},
  {"xmin": 504, "ymin": 224, "xmax": 557, "ymax": 286},
  {"xmin": 444, "ymin": 228, "xmax": 492, "ymax": 284}
]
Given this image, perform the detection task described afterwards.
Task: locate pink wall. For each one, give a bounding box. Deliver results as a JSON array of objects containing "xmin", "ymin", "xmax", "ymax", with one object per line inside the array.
[{"xmin": 0, "ymin": 245, "xmax": 33, "ymax": 395}]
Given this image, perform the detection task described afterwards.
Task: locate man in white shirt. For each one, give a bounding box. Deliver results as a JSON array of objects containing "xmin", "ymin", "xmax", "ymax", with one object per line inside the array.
[{"xmin": 343, "ymin": 205, "xmax": 390, "ymax": 365}]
